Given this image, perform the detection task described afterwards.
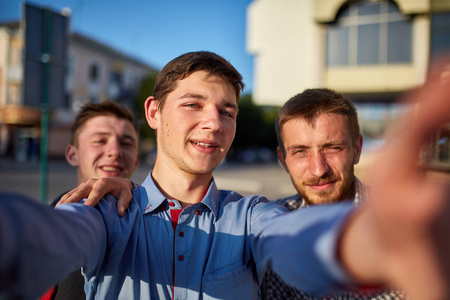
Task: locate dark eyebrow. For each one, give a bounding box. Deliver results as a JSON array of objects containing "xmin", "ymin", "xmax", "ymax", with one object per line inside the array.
[
  {"xmin": 89, "ymin": 132, "xmax": 137, "ymax": 142},
  {"xmin": 322, "ymin": 141, "xmax": 347, "ymax": 147},
  {"xmin": 179, "ymin": 93, "xmax": 206, "ymax": 100},
  {"xmin": 180, "ymin": 92, "xmax": 238, "ymax": 111},
  {"xmin": 286, "ymin": 141, "xmax": 348, "ymax": 151},
  {"xmin": 286, "ymin": 144, "xmax": 309, "ymax": 151}
]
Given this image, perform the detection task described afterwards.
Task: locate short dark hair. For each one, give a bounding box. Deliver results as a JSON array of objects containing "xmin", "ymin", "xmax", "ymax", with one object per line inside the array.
[
  {"xmin": 276, "ymin": 88, "xmax": 360, "ymax": 156},
  {"xmin": 71, "ymin": 101, "xmax": 138, "ymax": 146},
  {"xmin": 152, "ymin": 51, "xmax": 245, "ymax": 110}
]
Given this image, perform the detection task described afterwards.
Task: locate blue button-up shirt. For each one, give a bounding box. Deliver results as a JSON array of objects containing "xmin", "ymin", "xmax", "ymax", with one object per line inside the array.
[
  {"xmin": 80, "ymin": 172, "xmax": 355, "ymax": 299},
  {"xmin": 0, "ymin": 174, "xmax": 356, "ymax": 299}
]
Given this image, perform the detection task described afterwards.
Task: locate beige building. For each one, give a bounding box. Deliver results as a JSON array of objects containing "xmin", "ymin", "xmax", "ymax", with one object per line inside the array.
[
  {"xmin": 0, "ymin": 14, "xmax": 157, "ymax": 159},
  {"xmin": 247, "ymin": 0, "xmax": 450, "ymax": 171}
]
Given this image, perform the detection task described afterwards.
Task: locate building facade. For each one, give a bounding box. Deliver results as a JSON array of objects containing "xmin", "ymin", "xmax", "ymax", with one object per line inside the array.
[
  {"xmin": 0, "ymin": 9, "xmax": 157, "ymax": 159},
  {"xmin": 247, "ymin": 0, "xmax": 450, "ymax": 171}
]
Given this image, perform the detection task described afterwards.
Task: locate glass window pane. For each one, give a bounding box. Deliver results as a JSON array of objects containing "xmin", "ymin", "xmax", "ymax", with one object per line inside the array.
[
  {"xmin": 358, "ymin": 2, "xmax": 380, "ymax": 16},
  {"xmin": 357, "ymin": 23, "xmax": 379, "ymax": 65},
  {"xmin": 438, "ymin": 128, "xmax": 450, "ymax": 161},
  {"xmin": 387, "ymin": 20, "xmax": 412, "ymax": 63},
  {"xmin": 327, "ymin": 25, "xmax": 349, "ymax": 66},
  {"xmin": 338, "ymin": 5, "xmax": 350, "ymax": 17},
  {"xmin": 431, "ymin": 12, "xmax": 450, "ymax": 56},
  {"xmin": 387, "ymin": 1, "xmax": 400, "ymax": 13}
]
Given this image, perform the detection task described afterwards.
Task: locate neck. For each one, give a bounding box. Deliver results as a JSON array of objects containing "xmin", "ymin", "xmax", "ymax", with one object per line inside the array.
[
  {"xmin": 341, "ymin": 179, "xmax": 357, "ymax": 202},
  {"xmin": 151, "ymin": 161, "xmax": 212, "ymax": 208}
]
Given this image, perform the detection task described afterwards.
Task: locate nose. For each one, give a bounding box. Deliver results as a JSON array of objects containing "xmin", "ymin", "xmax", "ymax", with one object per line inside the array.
[
  {"xmin": 106, "ymin": 139, "xmax": 122, "ymax": 158},
  {"xmin": 202, "ymin": 109, "xmax": 223, "ymax": 132},
  {"xmin": 308, "ymin": 151, "xmax": 330, "ymax": 178}
]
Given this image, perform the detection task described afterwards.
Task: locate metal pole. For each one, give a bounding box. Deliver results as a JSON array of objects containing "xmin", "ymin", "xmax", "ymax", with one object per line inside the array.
[{"xmin": 40, "ymin": 8, "xmax": 51, "ymax": 204}]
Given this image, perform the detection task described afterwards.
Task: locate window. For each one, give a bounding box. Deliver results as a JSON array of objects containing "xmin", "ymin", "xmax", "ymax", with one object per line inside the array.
[
  {"xmin": 424, "ymin": 126, "xmax": 450, "ymax": 171},
  {"xmin": 431, "ymin": 12, "xmax": 450, "ymax": 57},
  {"xmin": 327, "ymin": 0, "xmax": 412, "ymax": 66},
  {"xmin": 89, "ymin": 63, "xmax": 100, "ymax": 102},
  {"xmin": 89, "ymin": 64, "xmax": 99, "ymax": 82},
  {"xmin": 108, "ymin": 71, "xmax": 122, "ymax": 100}
]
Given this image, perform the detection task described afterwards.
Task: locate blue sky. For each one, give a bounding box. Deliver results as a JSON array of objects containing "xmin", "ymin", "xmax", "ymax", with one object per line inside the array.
[{"xmin": 0, "ymin": 0, "xmax": 254, "ymax": 93}]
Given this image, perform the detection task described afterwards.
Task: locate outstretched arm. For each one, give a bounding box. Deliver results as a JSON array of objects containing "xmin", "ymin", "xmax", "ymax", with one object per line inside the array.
[
  {"xmin": 0, "ymin": 192, "xmax": 106, "ymax": 299},
  {"xmin": 340, "ymin": 58, "xmax": 450, "ymax": 300}
]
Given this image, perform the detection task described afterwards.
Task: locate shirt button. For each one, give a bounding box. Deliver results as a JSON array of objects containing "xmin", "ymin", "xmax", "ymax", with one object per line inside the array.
[
  {"xmin": 178, "ymin": 255, "xmax": 184, "ymax": 261},
  {"xmin": 169, "ymin": 202, "xmax": 175, "ymax": 207},
  {"xmin": 179, "ymin": 231, "xmax": 184, "ymax": 237},
  {"xmin": 195, "ymin": 210, "xmax": 201, "ymax": 215}
]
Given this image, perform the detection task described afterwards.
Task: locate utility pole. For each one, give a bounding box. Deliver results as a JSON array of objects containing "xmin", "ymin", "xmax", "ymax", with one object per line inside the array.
[{"xmin": 39, "ymin": 8, "xmax": 52, "ymax": 204}]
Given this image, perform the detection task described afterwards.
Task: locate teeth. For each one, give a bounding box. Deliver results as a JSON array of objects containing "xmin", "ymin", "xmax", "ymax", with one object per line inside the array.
[
  {"xmin": 102, "ymin": 166, "xmax": 120, "ymax": 172},
  {"xmin": 193, "ymin": 141, "xmax": 216, "ymax": 148}
]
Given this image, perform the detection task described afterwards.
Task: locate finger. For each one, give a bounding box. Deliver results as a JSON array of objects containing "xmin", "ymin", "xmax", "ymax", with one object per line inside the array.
[
  {"xmin": 56, "ymin": 190, "xmax": 76, "ymax": 206},
  {"xmin": 84, "ymin": 178, "xmax": 111, "ymax": 207},
  {"xmin": 116, "ymin": 189, "xmax": 133, "ymax": 217},
  {"xmin": 57, "ymin": 179, "xmax": 100, "ymax": 206},
  {"xmin": 57, "ymin": 185, "xmax": 90, "ymax": 206}
]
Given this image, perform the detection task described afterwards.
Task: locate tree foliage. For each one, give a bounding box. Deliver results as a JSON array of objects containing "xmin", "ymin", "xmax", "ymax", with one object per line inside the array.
[
  {"xmin": 136, "ymin": 73, "xmax": 158, "ymax": 140},
  {"xmin": 228, "ymin": 94, "xmax": 279, "ymax": 162}
]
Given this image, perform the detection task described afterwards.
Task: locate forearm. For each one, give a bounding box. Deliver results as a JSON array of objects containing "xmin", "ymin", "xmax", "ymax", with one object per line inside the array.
[
  {"xmin": 0, "ymin": 192, "xmax": 106, "ymax": 299},
  {"xmin": 252, "ymin": 202, "xmax": 357, "ymax": 296}
]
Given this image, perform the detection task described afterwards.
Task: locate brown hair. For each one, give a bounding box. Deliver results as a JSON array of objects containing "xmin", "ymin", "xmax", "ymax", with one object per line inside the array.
[
  {"xmin": 71, "ymin": 101, "xmax": 138, "ymax": 146},
  {"xmin": 152, "ymin": 51, "xmax": 245, "ymax": 110},
  {"xmin": 276, "ymin": 88, "xmax": 360, "ymax": 156}
]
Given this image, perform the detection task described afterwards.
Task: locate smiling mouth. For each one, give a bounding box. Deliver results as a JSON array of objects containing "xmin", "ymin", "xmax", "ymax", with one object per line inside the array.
[
  {"xmin": 191, "ymin": 141, "xmax": 218, "ymax": 148},
  {"xmin": 101, "ymin": 166, "xmax": 122, "ymax": 172},
  {"xmin": 311, "ymin": 181, "xmax": 334, "ymax": 187}
]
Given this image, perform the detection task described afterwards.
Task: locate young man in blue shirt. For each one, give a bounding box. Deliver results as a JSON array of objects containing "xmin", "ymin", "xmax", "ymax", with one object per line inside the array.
[{"xmin": 43, "ymin": 101, "xmax": 140, "ymax": 300}]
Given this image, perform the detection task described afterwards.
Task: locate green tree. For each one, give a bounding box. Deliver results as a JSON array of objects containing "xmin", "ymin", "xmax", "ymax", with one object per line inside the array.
[
  {"xmin": 229, "ymin": 94, "xmax": 279, "ymax": 162},
  {"xmin": 136, "ymin": 73, "xmax": 158, "ymax": 140}
]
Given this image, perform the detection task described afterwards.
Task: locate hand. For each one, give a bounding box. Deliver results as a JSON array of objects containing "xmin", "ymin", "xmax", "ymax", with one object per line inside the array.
[
  {"xmin": 56, "ymin": 177, "xmax": 135, "ymax": 216},
  {"xmin": 340, "ymin": 58, "xmax": 450, "ymax": 300}
]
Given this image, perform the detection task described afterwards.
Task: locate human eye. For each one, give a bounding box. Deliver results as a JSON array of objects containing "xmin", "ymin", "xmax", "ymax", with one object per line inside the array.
[
  {"xmin": 93, "ymin": 139, "xmax": 106, "ymax": 145},
  {"xmin": 121, "ymin": 140, "xmax": 136, "ymax": 148},
  {"xmin": 185, "ymin": 103, "xmax": 200, "ymax": 108},
  {"xmin": 292, "ymin": 148, "xmax": 308, "ymax": 157},
  {"xmin": 220, "ymin": 110, "xmax": 233, "ymax": 118},
  {"xmin": 325, "ymin": 145, "xmax": 344, "ymax": 154}
]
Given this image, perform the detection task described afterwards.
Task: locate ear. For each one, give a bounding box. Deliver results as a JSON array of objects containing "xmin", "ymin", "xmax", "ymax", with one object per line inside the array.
[
  {"xmin": 65, "ymin": 144, "xmax": 79, "ymax": 167},
  {"xmin": 353, "ymin": 135, "xmax": 363, "ymax": 164},
  {"xmin": 145, "ymin": 96, "xmax": 159, "ymax": 130},
  {"xmin": 277, "ymin": 146, "xmax": 289, "ymax": 173}
]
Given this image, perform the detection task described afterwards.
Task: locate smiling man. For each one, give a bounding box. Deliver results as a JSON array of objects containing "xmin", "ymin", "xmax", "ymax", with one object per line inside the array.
[
  {"xmin": 261, "ymin": 88, "xmax": 403, "ymax": 299},
  {"xmin": 65, "ymin": 101, "xmax": 140, "ymax": 187},
  {"xmin": 43, "ymin": 101, "xmax": 140, "ymax": 300},
  {"xmin": 276, "ymin": 89, "xmax": 363, "ymax": 207}
]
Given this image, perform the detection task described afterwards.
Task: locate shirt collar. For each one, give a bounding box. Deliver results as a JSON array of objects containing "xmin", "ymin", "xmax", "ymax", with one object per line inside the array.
[
  {"xmin": 138, "ymin": 172, "xmax": 167, "ymax": 213},
  {"xmin": 138, "ymin": 172, "xmax": 220, "ymax": 220},
  {"xmin": 353, "ymin": 177, "xmax": 367, "ymax": 206}
]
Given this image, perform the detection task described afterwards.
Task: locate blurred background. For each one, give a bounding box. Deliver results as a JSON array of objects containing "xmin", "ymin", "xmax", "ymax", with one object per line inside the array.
[{"xmin": 0, "ymin": 0, "xmax": 449, "ymax": 203}]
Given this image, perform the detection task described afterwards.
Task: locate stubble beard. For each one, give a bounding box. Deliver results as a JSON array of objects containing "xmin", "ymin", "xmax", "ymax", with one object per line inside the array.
[{"xmin": 294, "ymin": 169, "xmax": 355, "ymax": 206}]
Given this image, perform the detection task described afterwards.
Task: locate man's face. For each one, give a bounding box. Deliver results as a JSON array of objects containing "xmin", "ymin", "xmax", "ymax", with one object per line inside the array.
[
  {"xmin": 66, "ymin": 115, "xmax": 140, "ymax": 184},
  {"xmin": 278, "ymin": 113, "xmax": 362, "ymax": 205},
  {"xmin": 146, "ymin": 71, "xmax": 237, "ymax": 177}
]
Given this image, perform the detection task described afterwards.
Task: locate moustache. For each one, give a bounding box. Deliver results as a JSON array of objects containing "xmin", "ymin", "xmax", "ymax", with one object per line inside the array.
[{"xmin": 303, "ymin": 175, "xmax": 341, "ymax": 186}]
